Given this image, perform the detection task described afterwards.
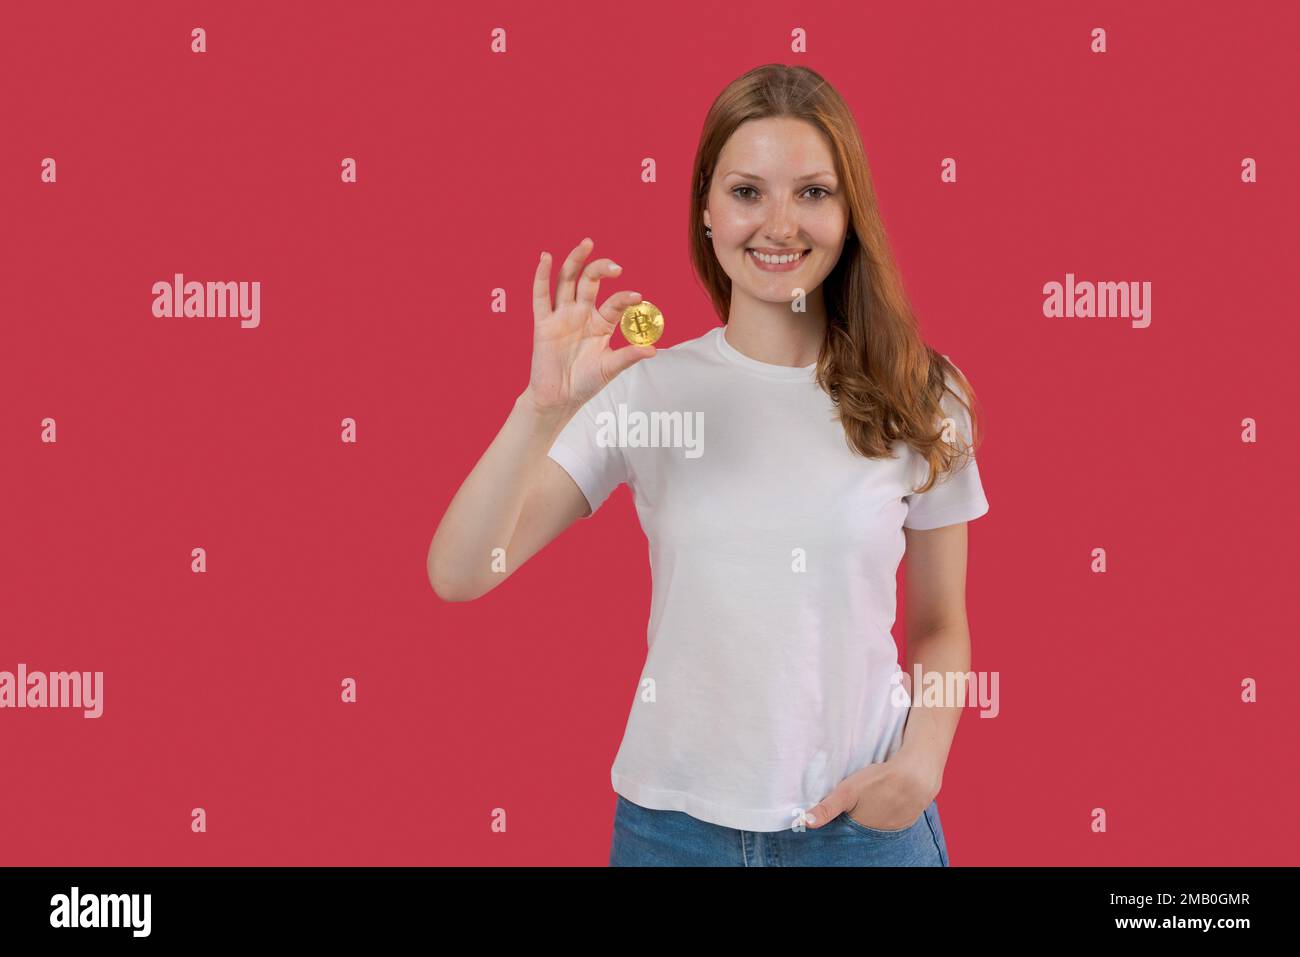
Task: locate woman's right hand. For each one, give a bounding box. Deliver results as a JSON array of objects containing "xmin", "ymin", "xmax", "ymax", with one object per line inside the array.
[{"xmin": 525, "ymin": 236, "xmax": 657, "ymax": 415}]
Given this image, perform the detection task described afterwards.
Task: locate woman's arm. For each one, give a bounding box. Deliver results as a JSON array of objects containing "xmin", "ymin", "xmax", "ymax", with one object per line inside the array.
[
  {"xmin": 426, "ymin": 389, "xmax": 591, "ymax": 602},
  {"xmin": 426, "ymin": 238, "xmax": 655, "ymax": 602},
  {"xmin": 893, "ymin": 520, "xmax": 975, "ymax": 796}
]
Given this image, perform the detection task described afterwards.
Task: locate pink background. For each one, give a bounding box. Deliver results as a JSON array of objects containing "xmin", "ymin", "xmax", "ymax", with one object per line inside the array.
[{"xmin": 1, "ymin": 0, "xmax": 1296, "ymax": 865}]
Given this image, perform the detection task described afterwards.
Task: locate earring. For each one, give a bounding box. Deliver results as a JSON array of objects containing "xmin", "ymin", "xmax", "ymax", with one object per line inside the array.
[{"xmin": 705, "ymin": 225, "xmax": 712, "ymax": 238}]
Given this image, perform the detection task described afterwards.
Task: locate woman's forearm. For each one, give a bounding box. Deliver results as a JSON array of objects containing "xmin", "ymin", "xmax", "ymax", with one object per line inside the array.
[
  {"xmin": 895, "ymin": 624, "xmax": 972, "ymax": 794},
  {"xmin": 427, "ymin": 387, "xmax": 575, "ymax": 601}
]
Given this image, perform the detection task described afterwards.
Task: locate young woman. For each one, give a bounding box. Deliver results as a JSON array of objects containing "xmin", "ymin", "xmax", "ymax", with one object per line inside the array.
[{"xmin": 428, "ymin": 63, "xmax": 989, "ymax": 867}]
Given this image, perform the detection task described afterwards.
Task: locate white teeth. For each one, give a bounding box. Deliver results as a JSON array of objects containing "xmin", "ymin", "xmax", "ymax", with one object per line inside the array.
[{"xmin": 749, "ymin": 249, "xmax": 807, "ymax": 264}]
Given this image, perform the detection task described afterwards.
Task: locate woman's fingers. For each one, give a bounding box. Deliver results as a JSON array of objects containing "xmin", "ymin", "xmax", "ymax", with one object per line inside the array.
[
  {"xmin": 542, "ymin": 237, "xmax": 628, "ymax": 328},
  {"xmin": 595, "ymin": 289, "xmax": 643, "ymax": 333},
  {"xmin": 532, "ymin": 251, "xmax": 554, "ymax": 323},
  {"xmin": 555, "ymin": 236, "xmax": 593, "ymax": 306},
  {"xmin": 576, "ymin": 256, "xmax": 622, "ymax": 309},
  {"xmin": 602, "ymin": 342, "xmax": 657, "ymax": 382}
]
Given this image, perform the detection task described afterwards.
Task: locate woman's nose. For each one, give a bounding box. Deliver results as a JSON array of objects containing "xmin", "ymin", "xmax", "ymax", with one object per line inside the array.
[{"xmin": 765, "ymin": 200, "xmax": 797, "ymax": 238}]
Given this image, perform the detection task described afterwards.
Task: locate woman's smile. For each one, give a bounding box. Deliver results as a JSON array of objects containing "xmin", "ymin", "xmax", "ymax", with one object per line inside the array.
[{"xmin": 746, "ymin": 247, "xmax": 812, "ymax": 271}]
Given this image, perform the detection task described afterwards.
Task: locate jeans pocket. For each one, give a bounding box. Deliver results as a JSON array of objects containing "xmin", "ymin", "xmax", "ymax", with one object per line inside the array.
[{"xmin": 838, "ymin": 809, "xmax": 925, "ymax": 837}]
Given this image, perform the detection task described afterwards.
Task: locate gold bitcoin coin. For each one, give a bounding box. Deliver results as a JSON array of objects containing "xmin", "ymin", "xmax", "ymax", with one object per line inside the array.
[{"xmin": 620, "ymin": 301, "xmax": 664, "ymax": 346}]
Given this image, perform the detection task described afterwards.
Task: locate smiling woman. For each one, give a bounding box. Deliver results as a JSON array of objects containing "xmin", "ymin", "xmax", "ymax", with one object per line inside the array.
[
  {"xmin": 427, "ymin": 62, "xmax": 992, "ymax": 867},
  {"xmin": 701, "ymin": 127, "xmax": 848, "ymax": 340}
]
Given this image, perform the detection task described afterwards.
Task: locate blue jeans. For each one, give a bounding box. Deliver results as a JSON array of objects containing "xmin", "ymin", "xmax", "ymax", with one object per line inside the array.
[{"xmin": 609, "ymin": 794, "xmax": 950, "ymax": 866}]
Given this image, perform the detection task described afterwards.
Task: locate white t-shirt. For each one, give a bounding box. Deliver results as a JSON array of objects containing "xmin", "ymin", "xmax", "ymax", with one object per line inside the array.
[{"xmin": 546, "ymin": 325, "xmax": 990, "ymax": 832}]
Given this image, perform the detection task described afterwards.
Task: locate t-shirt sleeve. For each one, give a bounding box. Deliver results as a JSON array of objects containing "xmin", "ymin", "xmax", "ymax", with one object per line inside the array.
[
  {"xmin": 902, "ymin": 361, "xmax": 990, "ymax": 531},
  {"xmin": 546, "ymin": 375, "xmax": 631, "ymax": 520}
]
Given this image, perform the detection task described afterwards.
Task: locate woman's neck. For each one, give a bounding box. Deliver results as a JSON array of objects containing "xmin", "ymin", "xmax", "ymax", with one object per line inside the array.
[{"xmin": 724, "ymin": 289, "xmax": 828, "ymax": 367}]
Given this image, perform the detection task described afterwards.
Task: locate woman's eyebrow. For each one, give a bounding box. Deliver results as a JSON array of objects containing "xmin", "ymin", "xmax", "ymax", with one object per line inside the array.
[{"xmin": 723, "ymin": 170, "xmax": 837, "ymax": 183}]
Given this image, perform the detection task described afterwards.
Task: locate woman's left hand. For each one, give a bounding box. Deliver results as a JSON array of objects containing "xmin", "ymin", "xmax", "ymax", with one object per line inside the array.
[{"xmin": 803, "ymin": 753, "xmax": 940, "ymax": 831}]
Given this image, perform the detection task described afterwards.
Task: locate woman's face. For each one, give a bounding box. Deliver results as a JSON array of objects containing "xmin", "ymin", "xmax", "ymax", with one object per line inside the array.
[{"xmin": 704, "ymin": 116, "xmax": 849, "ymax": 306}]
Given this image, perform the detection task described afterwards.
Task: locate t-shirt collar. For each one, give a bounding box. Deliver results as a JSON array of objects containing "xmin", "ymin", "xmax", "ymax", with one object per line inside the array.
[{"xmin": 713, "ymin": 326, "xmax": 818, "ymax": 381}]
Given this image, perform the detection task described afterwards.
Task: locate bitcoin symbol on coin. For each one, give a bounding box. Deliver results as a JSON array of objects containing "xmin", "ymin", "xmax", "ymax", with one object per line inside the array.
[{"xmin": 620, "ymin": 301, "xmax": 664, "ymax": 346}]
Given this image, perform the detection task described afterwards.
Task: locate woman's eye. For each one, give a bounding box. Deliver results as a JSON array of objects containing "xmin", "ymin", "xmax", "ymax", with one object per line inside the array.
[{"xmin": 732, "ymin": 185, "xmax": 832, "ymax": 201}]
